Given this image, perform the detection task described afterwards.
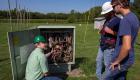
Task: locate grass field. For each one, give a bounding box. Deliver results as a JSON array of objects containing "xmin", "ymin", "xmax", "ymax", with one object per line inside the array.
[{"xmin": 0, "ymin": 22, "xmax": 140, "ymax": 80}]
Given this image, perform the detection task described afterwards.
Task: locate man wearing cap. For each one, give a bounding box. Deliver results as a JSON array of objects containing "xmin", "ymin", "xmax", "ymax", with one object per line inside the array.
[
  {"xmin": 96, "ymin": 1, "xmax": 121, "ymax": 80},
  {"xmin": 25, "ymin": 35, "xmax": 62, "ymax": 80},
  {"xmin": 102, "ymin": 0, "xmax": 140, "ymax": 79}
]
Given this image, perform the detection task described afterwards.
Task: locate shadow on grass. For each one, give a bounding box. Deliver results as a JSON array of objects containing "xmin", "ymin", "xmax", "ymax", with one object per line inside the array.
[
  {"xmin": 136, "ymin": 42, "xmax": 140, "ymax": 45},
  {"xmin": 72, "ymin": 57, "xmax": 88, "ymax": 69},
  {"xmin": 0, "ymin": 58, "xmax": 9, "ymax": 62}
]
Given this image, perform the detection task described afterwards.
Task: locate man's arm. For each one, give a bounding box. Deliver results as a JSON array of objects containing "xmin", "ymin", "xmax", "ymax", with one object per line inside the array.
[
  {"xmin": 110, "ymin": 35, "xmax": 131, "ymax": 70},
  {"xmin": 45, "ymin": 52, "xmax": 52, "ymax": 57},
  {"xmin": 45, "ymin": 49, "xmax": 55, "ymax": 57},
  {"xmin": 104, "ymin": 26, "xmax": 116, "ymax": 35}
]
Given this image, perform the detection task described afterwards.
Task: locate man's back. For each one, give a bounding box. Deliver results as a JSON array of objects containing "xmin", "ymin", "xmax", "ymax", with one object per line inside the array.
[{"xmin": 26, "ymin": 48, "xmax": 48, "ymax": 80}]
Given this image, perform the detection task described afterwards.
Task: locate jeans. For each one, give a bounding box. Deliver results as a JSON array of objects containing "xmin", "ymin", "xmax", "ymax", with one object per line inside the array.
[
  {"xmin": 102, "ymin": 64, "xmax": 130, "ymax": 80},
  {"xmin": 102, "ymin": 54, "xmax": 133, "ymax": 80},
  {"xmin": 96, "ymin": 48, "xmax": 104, "ymax": 80},
  {"xmin": 103, "ymin": 49, "xmax": 114, "ymax": 68},
  {"xmin": 41, "ymin": 76, "xmax": 62, "ymax": 80},
  {"xmin": 96, "ymin": 48, "xmax": 114, "ymax": 80}
]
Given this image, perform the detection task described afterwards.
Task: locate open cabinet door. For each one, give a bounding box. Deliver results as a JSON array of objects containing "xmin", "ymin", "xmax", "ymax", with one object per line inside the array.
[{"xmin": 7, "ymin": 29, "xmax": 40, "ymax": 80}]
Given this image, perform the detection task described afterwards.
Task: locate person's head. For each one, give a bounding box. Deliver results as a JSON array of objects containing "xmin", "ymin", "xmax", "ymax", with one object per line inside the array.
[
  {"xmin": 33, "ymin": 35, "xmax": 47, "ymax": 49},
  {"xmin": 101, "ymin": 1, "xmax": 115, "ymax": 20},
  {"xmin": 111, "ymin": 0, "xmax": 130, "ymax": 14}
]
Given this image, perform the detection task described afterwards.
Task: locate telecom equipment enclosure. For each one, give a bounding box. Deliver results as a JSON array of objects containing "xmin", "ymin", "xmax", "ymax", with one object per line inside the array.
[{"xmin": 7, "ymin": 26, "xmax": 75, "ymax": 80}]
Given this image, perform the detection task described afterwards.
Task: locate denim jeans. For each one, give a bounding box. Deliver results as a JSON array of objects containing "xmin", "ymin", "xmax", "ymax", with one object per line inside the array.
[
  {"xmin": 102, "ymin": 64, "xmax": 131, "ymax": 80},
  {"xmin": 96, "ymin": 48, "xmax": 104, "ymax": 80},
  {"xmin": 40, "ymin": 76, "xmax": 62, "ymax": 80},
  {"xmin": 103, "ymin": 49, "xmax": 114, "ymax": 68},
  {"xmin": 96, "ymin": 48, "xmax": 114, "ymax": 80},
  {"xmin": 102, "ymin": 54, "xmax": 133, "ymax": 80}
]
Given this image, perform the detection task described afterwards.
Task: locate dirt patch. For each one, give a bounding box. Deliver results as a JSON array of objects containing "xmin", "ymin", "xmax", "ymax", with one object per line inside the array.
[{"xmin": 66, "ymin": 68, "xmax": 86, "ymax": 77}]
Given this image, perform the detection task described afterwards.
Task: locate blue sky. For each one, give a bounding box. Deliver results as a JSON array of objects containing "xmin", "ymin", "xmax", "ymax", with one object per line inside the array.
[{"xmin": 0, "ymin": 0, "xmax": 134, "ymax": 13}]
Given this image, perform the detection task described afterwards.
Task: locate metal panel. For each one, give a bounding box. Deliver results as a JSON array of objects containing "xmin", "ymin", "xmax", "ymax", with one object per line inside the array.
[
  {"xmin": 38, "ymin": 25, "xmax": 75, "ymax": 29},
  {"xmin": 38, "ymin": 26, "xmax": 76, "ymax": 72},
  {"xmin": 49, "ymin": 26, "xmax": 76, "ymax": 73},
  {"xmin": 7, "ymin": 29, "xmax": 40, "ymax": 80},
  {"xmin": 39, "ymin": 26, "xmax": 75, "ymax": 64}
]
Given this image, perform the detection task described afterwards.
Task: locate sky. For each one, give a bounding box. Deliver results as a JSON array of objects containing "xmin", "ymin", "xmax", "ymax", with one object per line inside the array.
[{"xmin": 0, "ymin": 0, "xmax": 134, "ymax": 13}]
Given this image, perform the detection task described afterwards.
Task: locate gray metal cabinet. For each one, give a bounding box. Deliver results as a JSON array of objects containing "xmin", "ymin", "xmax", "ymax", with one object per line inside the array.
[{"xmin": 7, "ymin": 26, "xmax": 75, "ymax": 80}]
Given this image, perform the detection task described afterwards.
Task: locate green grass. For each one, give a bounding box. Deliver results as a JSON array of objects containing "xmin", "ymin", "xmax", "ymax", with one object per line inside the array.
[{"xmin": 0, "ymin": 23, "xmax": 140, "ymax": 80}]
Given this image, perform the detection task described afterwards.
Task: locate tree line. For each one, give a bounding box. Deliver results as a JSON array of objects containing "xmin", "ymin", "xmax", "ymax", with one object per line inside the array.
[
  {"xmin": 0, "ymin": 6, "xmax": 101, "ymax": 23},
  {"xmin": 0, "ymin": 4, "xmax": 139, "ymax": 23}
]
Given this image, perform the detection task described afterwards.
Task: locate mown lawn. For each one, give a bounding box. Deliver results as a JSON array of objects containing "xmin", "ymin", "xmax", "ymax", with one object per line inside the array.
[{"xmin": 0, "ymin": 23, "xmax": 140, "ymax": 80}]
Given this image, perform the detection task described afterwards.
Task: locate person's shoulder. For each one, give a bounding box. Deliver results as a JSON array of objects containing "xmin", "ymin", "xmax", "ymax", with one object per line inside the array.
[
  {"xmin": 123, "ymin": 12, "xmax": 139, "ymax": 23},
  {"xmin": 120, "ymin": 17, "xmax": 129, "ymax": 25},
  {"xmin": 110, "ymin": 16, "xmax": 121, "ymax": 22},
  {"xmin": 27, "ymin": 49, "xmax": 38, "ymax": 59},
  {"xmin": 130, "ymin": 12, "xmax": 139, "ymax": 21},
  {"xmin": 114, "ymin": 16, "xmax": 121, "ymax": 21},
  {"xmin": 32, "ymin": 48, "xmax": 43, "ymax": 56},
  {"xmin": 30, "ymin": 49, "xmax": 37, "ymax": 55},
  {"xmin": 129, "ymin": 12, "xmax": 136, "ymax": 16},
  {"xmin": 125, "ymin": 12, "xmax": 137, "ymax": 19}
]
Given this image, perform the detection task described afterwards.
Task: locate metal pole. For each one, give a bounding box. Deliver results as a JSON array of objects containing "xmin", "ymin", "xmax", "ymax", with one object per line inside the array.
[
  {"xmin": 8, "ymin": 0, "xmax": 12, "ymax": 31},
  {"xmin": 26, "ymin": 8, "xmax": 28, "ymax": 28},
  {"xmin": 15, "ymin": 0, "xmax": 19, "ymax": 31},
  {"xmin": 83, "ymin": 0, "xmax": 92, "ymax": 45},
  {"xmin": 19, "ymin": 4, "xmax": 22, "ymax": 30},
  {"xmin": 28, "ymin": 9, "xmax": 30, "ymax": 28},
  {"xmin": 23, "ymin": 7, "xmax": 26, "ymax": 30}
]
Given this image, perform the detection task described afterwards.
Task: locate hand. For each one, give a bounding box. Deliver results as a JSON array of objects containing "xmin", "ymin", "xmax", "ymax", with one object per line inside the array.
[
  {"xmin": 44, "ymin": 73, "xmax": 48, "ymax": 76},
  {"xmin": 43, "ymin": 72, "xmax": 49, "ymax": 77},
  {"xmin": 50, "ymin": 49, "xmax": 54, "ymax": 54},
  {"xmin": 109, "ymin": 61, "xmax": 120, "ymax": 71}
]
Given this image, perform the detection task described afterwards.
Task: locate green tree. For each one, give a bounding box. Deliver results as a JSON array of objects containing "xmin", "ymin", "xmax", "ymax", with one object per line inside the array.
[
  {"xmin": 131, "ymin": 0, "xmax": 140, "ymax": 20},
  {"xmin": 84, "ymin": 6, "xmax": 101, "ymax": 23},
  {"xmin": 67, "ymin": 10, "xmax": 76, "ymax": 23}
]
